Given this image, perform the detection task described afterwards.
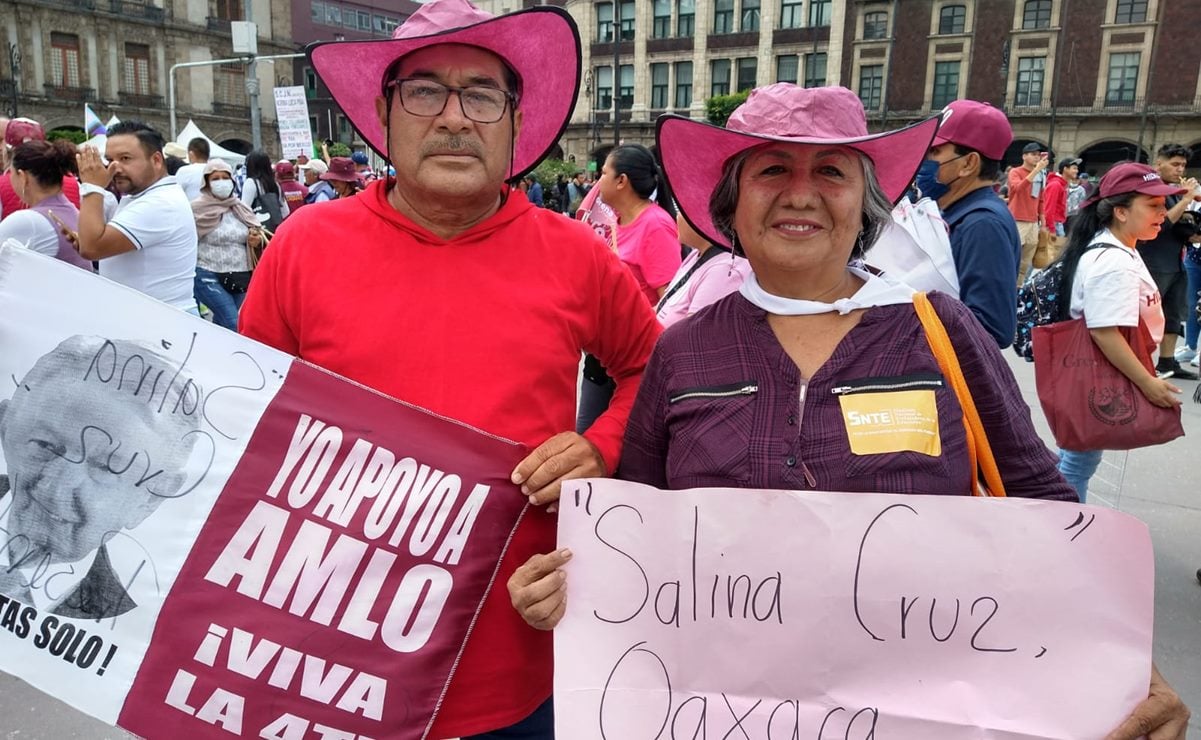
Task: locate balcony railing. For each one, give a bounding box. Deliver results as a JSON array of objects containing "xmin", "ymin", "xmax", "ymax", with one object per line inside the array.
[
  {"xmin": 212, "ymin": 101, "xmax": 250, "ymax": 118},
  {"xmin": 43, "ymin": 84, "xmax": 96, "ymax": 101},
  {"xmin": 866, "ymin": 98, "xmax": 1198, "ymax": 123},
  {"xmin": 119, "ymin": 91, "xmax": 164, "ymax": 108},
  {"xmin": 109, "ymin": 0, "xmax": 167, "ymax": 21}
]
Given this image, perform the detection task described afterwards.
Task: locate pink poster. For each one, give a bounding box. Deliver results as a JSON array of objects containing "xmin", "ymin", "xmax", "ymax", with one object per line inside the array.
[{"xmin": 555, "ymin": 479, "xmax": 1155, "ymax": 739}]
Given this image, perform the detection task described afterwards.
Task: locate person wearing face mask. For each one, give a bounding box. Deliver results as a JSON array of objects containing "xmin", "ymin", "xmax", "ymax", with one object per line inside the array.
[
  {"xmin": 917, "ymin": 100, "xmax": 1022, "ymax": 348},
  {"xmin": 190, "ymin": 159, "xmax": 264, "ymax": 330}
]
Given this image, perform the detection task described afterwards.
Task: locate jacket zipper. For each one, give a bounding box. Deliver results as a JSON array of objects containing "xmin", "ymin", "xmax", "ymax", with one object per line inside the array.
[
  {"xmin": 796, "ymin": 382, "xmax": 816, "ymax": 487},
  {"xmin": 829, "ymin": 373, "xmax": 944, "ymax": 396},
  {"xmin": 669, "ymin": 382, "xmax": 759, "ymax": 404}
]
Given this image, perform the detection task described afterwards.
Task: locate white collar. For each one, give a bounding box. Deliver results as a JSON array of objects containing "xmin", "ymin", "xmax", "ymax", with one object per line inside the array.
[
  {"xmin": 1090, "ymin": 228, "xmax": 1136, "ymax": 251},
  {"xmin": 740, "ymin": 266, "xmax": 916, "ymax": 316}
]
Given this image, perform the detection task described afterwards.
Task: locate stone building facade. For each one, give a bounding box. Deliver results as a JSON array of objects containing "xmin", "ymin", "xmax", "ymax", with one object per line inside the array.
[
  {"xmin": 473, "ymin": 0, "xmax": 1200, "ymax": 174},
  {"xmin": 1, "ymin": 0, "xmax": 296, "ymax": 154}
]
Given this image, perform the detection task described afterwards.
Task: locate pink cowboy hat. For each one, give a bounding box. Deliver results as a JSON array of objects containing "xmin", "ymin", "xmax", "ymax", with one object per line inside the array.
[
  {"xmin": 308, "ymin": 0, "xmax": 581, "ymax": 179},
  {"xmin": 657, "ymin": 84, "xmax": 941, "ymax": 249}
]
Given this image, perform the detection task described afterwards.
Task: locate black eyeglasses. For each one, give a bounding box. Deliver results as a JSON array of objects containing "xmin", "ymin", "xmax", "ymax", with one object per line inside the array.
[{"xmin": 387, "ymin": 78, "xmax": 515, "ymax": 124}]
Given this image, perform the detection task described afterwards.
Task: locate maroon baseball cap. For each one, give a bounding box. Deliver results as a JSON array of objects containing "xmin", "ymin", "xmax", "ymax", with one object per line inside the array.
[
  {"xmin": 931, "ymin": 100, "xmax": 1013, "ymax": 161},
  {"xmin": 4, "ymin": 118, "xmax": 45, "ymax": 147},
  {"xmin": 274, "ymin": 161, "xmax": 296, "ymax": 179},
  {"xmin": 1082, "ymin": 162, "xmax": 1188, "ymax": 207}
]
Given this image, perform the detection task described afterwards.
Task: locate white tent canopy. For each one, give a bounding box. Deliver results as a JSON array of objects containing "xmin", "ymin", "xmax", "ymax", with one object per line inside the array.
[{"xmin": 176, "ymin": 120, "xmax": 246, "ymax": 166}]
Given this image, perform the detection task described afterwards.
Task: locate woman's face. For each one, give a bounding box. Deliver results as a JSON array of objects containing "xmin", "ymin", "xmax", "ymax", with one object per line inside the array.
[
  {"xmin": 1116, "ymin": 194, "xmax": 1167, "ymax": 242},
  {"xmin": 598, "ymin": 157, "xmax": 620, "ymax": 203},
  {"xmin": 731, "ymin": 142, "xmax": 865, "ymax": 285},
  {"xmin": 206, "ymin": 171, "xmax": 232, "ymax": 187}
]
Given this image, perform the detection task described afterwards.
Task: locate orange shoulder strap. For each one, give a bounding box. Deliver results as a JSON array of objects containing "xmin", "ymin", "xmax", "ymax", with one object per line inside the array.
[{"xmin": 913, "ymin": 292, "xmax": 1007, "ymax": 497}]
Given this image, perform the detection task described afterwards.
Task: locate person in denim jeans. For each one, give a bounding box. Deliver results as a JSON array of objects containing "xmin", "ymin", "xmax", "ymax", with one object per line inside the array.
[
  {"xmin": 190, "ymin": 160, "xmax": 263, "ymax": 330},
  {"xmin": 1175, "ymin": 210, "xmax": 1201, "ymax": 364}
]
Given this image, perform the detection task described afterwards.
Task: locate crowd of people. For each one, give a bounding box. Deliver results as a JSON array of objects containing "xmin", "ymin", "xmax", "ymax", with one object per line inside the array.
[{"xmin": 0, "ymin": 0, "xmax": 1197, "ymax": 736}]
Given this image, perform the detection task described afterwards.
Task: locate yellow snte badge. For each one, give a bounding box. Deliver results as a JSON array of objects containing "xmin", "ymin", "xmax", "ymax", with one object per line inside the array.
[{"xmin": 837, "ymin": 390, "xmax": 941, "ymax": 457}]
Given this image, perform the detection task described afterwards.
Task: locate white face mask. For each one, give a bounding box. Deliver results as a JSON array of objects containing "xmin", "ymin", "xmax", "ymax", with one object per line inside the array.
[{"xmin": 209, "ymin": 180, "xmax": 235, "ymax": 199}]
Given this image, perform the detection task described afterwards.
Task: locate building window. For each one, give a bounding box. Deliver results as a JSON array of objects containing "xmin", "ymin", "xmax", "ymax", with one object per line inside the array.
[
  {"xmin": 776, "ymin": 54, "xmax": 798, "ymax": 84},
  {"xmin": 741, "ymin": 0, "xmax": 760, "ymax": 31},
  {"xmin": 736, "ymin": 57, "xmax": 757, "ymax": 91},
  {"xmin": 1114, "ymin": 0, "xmax": 1147, "ymax": 23},
  {"xmin": 711, "ymin": 58, "xmax": 731, "ymax": 96},
  {"xmin": 49, "ymin": 33, "xmax": 81, "ymax": 89},
  {"xmin": 1014, "ymin": 56, "xmax": 1045, "ymax": 106},
  {"xmin": 357, "ymin": 10, "xmax": 371, "ymax": 30},
  {"xmin": 619, "ymin": 64, "xmax": 634, "ymax": 108},
  {"xmin": 677, "ymin": 0, "xmax": 695, "ymax": 36},
  {"xmin": 650, "ymin": 63, "xmax": 669, "ymax": 108},
  {"xmin": 804, "ymin": 52, "xmax": 827, "ymax": 87},
  {"xmin": 714, "ymin": 0, "xmax": 734, "ymax": 34},
  {"xmin": 325, "ymin": 4, "xmax": 341, "ymax": 26},
  {"xmin": 123, "ymin": 43, "xmax": 150, "ymax": 96},
  {"xmin": 653, "ymin": 0, "xmax": 672, "ymax": 38},
  {"xmin": 931, "ymin": 60, "xmax": 960, "ymax": 109},
  {"xmin": 383, "ymin": 16, "xmax": 400, "ymax": 34},
  {"xmin": 373, "ymin": 14, "xmax": 387, "ymax": 33},
  {"xmin": 674, "ymin": 61, "xmax": 693, "ymax": 108},
  {"xmin": 215, "ymin": 62, "xmax": 247, "ymax": 106},
  {"xmin": 310, "ymin": 2, "xmax": 323, "ymax": 22},
  {"xmin": 858, "ymin": 64, "xmax": 883, "ymax": 110},
  {"xmin": 214, "ymin": 0, "xmax": 242, "ymax": 20},
  {"xmin": 1022, "ymin": 0, "xmax": 1050, "ymax": 29},
  {"xmin": 1105, "ymin": 52, "xmax": 1140, "ymax": 106},
  {"xmin": 779, "ymin": 0, "xmax": 802, "ymax": 28},
  {"xmin": 938, "ymin": 4, "xmax": 965, "ymax": 34},
  {"xmin": 597, "ymin": 2, "xmax": 613, "ymax": 42},
  {"xmin": 809, "ymin": 0, "xmax": 831, "ymax": 27},
  {"xmin": 863, "ymin": 11, "xmax": 888, "ymax": 39},
  {"xmin": 595, "ymin": 65, "xmax": 612, "ymax": 109},
  {"xmin": 618, "ymin": 0, "xmax": 635, "ymax": 40},
  {"xmin": 303, "ymin": 67, "xmax": 317, "ymax": 93}
]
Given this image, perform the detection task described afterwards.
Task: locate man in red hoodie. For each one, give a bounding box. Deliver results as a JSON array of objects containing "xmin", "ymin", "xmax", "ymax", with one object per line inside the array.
[
  {"xmin": 238, "ymin": 1, "xmax": 660, "ymax": 737},
  {"xmin": 1042, "ymin": 156, "xmax": 1079, "ymax": 256}
]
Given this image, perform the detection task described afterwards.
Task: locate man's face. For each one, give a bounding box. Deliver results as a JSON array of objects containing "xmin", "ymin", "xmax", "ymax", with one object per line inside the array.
[
  {"xmin": 106, "ymin": 134, "xmax": 163, "ymax": 195},
  {"xmin": 0, "ymin": 372, "xmax": 177, "ymax": 564},
  {"xmin": 303, "ymin": 168, "xmax": 319, "ymax": 186},
  {"xmin": 1064, "ymin": 164, "xmax": 1079, "ymax": 180},
  {"xmin": 1022, "ymin": 151, "xmax": 1042, "ymax": 168},
  {"xmin": 1157, "ymin": 156, "xmax": 1188, "ymax": 184},
  {"xmin": 375, "ymin": 44, "xmax": 522, "ymax": 204}
]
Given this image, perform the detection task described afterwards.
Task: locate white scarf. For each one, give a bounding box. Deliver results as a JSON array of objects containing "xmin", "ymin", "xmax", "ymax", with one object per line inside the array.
[{"xmin": 739, "ymin": 266, "xmax": 916, "ymax": 316}]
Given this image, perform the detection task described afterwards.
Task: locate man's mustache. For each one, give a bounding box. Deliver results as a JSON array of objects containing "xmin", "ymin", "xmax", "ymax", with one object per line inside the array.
[{"xmin": 421, "ymin": 137, "xmax": 483, "ymax": 158}]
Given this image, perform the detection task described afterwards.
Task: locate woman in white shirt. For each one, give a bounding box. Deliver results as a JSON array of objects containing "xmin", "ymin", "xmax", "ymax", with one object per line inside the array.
[
  {"xmin": 0, "ymin": 139, "xmax": 93, "ymax": 271},
  {"xmin": 191, "ymin": 160, "xmax": 264, "ymax": 330},
  {"xmin": 1055, "ymin": 162, "xmax": 1186, "ymax": 500}
]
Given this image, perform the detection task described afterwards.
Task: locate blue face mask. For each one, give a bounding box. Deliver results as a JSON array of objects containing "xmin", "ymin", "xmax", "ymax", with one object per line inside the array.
[{"xmin": 914, "ymin": 159, "xmax": 950, "ymax": 201}]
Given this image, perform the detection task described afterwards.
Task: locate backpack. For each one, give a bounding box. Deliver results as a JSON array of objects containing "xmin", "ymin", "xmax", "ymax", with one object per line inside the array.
[{"xmin": 1013, "ymin": 242, "xmax": 1119, "ymax": 361}]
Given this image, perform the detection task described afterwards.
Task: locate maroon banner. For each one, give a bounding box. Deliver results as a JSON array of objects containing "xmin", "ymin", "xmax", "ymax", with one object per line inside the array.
[{"xmin": 119, "ymin": 361, "xmax": 528, "ymax": 739}]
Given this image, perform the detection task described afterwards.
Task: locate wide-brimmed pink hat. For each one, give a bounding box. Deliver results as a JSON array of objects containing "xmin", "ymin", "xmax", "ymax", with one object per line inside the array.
[
  {"xmin": 308, "ymin": 0, "xmax": 581, "ymax": 179},
  {"xmin": 320, "ymin": 157, "xmax": 360, "ymax": 183},
  {"xmin": 657, "ymin": 84, "xmax": 940, "ymax": 248}
]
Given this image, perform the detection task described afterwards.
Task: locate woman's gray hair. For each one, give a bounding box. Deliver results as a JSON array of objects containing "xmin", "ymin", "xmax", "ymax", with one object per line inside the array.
[{"xmin": 709, "ymin": 148, "xmax": 894, "ymax": 261}]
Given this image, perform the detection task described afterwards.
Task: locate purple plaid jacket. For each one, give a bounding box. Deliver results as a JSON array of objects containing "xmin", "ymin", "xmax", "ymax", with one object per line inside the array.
[{"xmin": 618, "ymin": 291, "xmax": 1077, "ymax": 502}]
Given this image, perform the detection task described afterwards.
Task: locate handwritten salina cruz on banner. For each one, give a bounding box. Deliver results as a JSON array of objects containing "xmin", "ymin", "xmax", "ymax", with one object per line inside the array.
[
  {"xmin": 0, "ymin": 243, "xmax": 527, "ymax": 739},
  {"xmin": 555, "ymin": 479, "xmax": 1154, "ymax": 740}
]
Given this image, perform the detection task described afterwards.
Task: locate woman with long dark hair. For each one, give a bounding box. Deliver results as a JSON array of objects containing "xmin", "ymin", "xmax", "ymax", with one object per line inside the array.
[
  {"xmin": 240, "ymin": 150, "xmax": 288, "ymax": 230},
  {"xmin": 0, "ymin": 139, "xmax": 93, "ymax": 271},
  {"xmin": 577, "ymin": 143, "xmax": 680, "ymax": 432},
  {"xmin": 1054, "ymin": 163, "xmax": 1185, "ymax": 500}
]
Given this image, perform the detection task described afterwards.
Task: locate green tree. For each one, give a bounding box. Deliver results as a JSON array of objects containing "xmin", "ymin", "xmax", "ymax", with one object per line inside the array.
[
  {"xmin": 47, "ymin": 128, "xmax": 88, "ymax": 145},
  {"xmin": 328, "ymin": 142, "xmax": 351, "ymax": 158},
  {"xmin": 527, "ymin": 158, "xmax": 581, "ymax": 208},
  {"xmin": 705, "ymin": 90, "xmax": 751, "ymax": 127}
]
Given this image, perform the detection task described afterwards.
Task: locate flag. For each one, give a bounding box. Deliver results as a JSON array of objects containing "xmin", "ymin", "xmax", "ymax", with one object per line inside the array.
[
  {"xmin": 85, "ymin": 104, "xmax": 106, "ymax": 136},
  {"xmin": 105, "ymin": 115, "xmax": 121, "ymax": 129}
]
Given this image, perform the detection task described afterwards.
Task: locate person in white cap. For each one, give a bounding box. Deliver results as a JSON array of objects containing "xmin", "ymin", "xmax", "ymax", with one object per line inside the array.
[
  {"xmin": 299, "ymin": 158, "xmax": 334, "ymax": 203},
  {"xmin": 238, "ymin": 0, "xmax": 660, "ymax": 737}
]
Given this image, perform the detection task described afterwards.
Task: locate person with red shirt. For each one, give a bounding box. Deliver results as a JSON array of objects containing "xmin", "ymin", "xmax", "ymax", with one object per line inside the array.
[
  {"xmin": 1008, "ymin": 142, "xmax": 1049, "ymax": 285},
  {"xmin": 1043, "ymin": 157, "xmax": 1078, "ymax": 241},
  {"xmin": 238, "ymin": 0, "xmax": 660, "ymax": 737}
]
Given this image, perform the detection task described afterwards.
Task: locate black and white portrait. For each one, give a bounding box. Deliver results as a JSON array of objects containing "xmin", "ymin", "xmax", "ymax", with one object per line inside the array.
[{"xmin": 0, "ymin": 335, "xmax": 204, "ymax": 619}]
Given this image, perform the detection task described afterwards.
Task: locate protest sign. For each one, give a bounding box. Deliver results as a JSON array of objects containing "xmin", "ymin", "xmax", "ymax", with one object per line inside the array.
[
  {"xmin": 555, "ymin": 479, "xmax": 1154, "ymax": 739},
  {"xmin": 0, "ymin": 244, "xmax": 527, "ymax": 739},
  {"xmin": 273, "ymin": 86, "xmax": 315, "ymax": 161}
]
